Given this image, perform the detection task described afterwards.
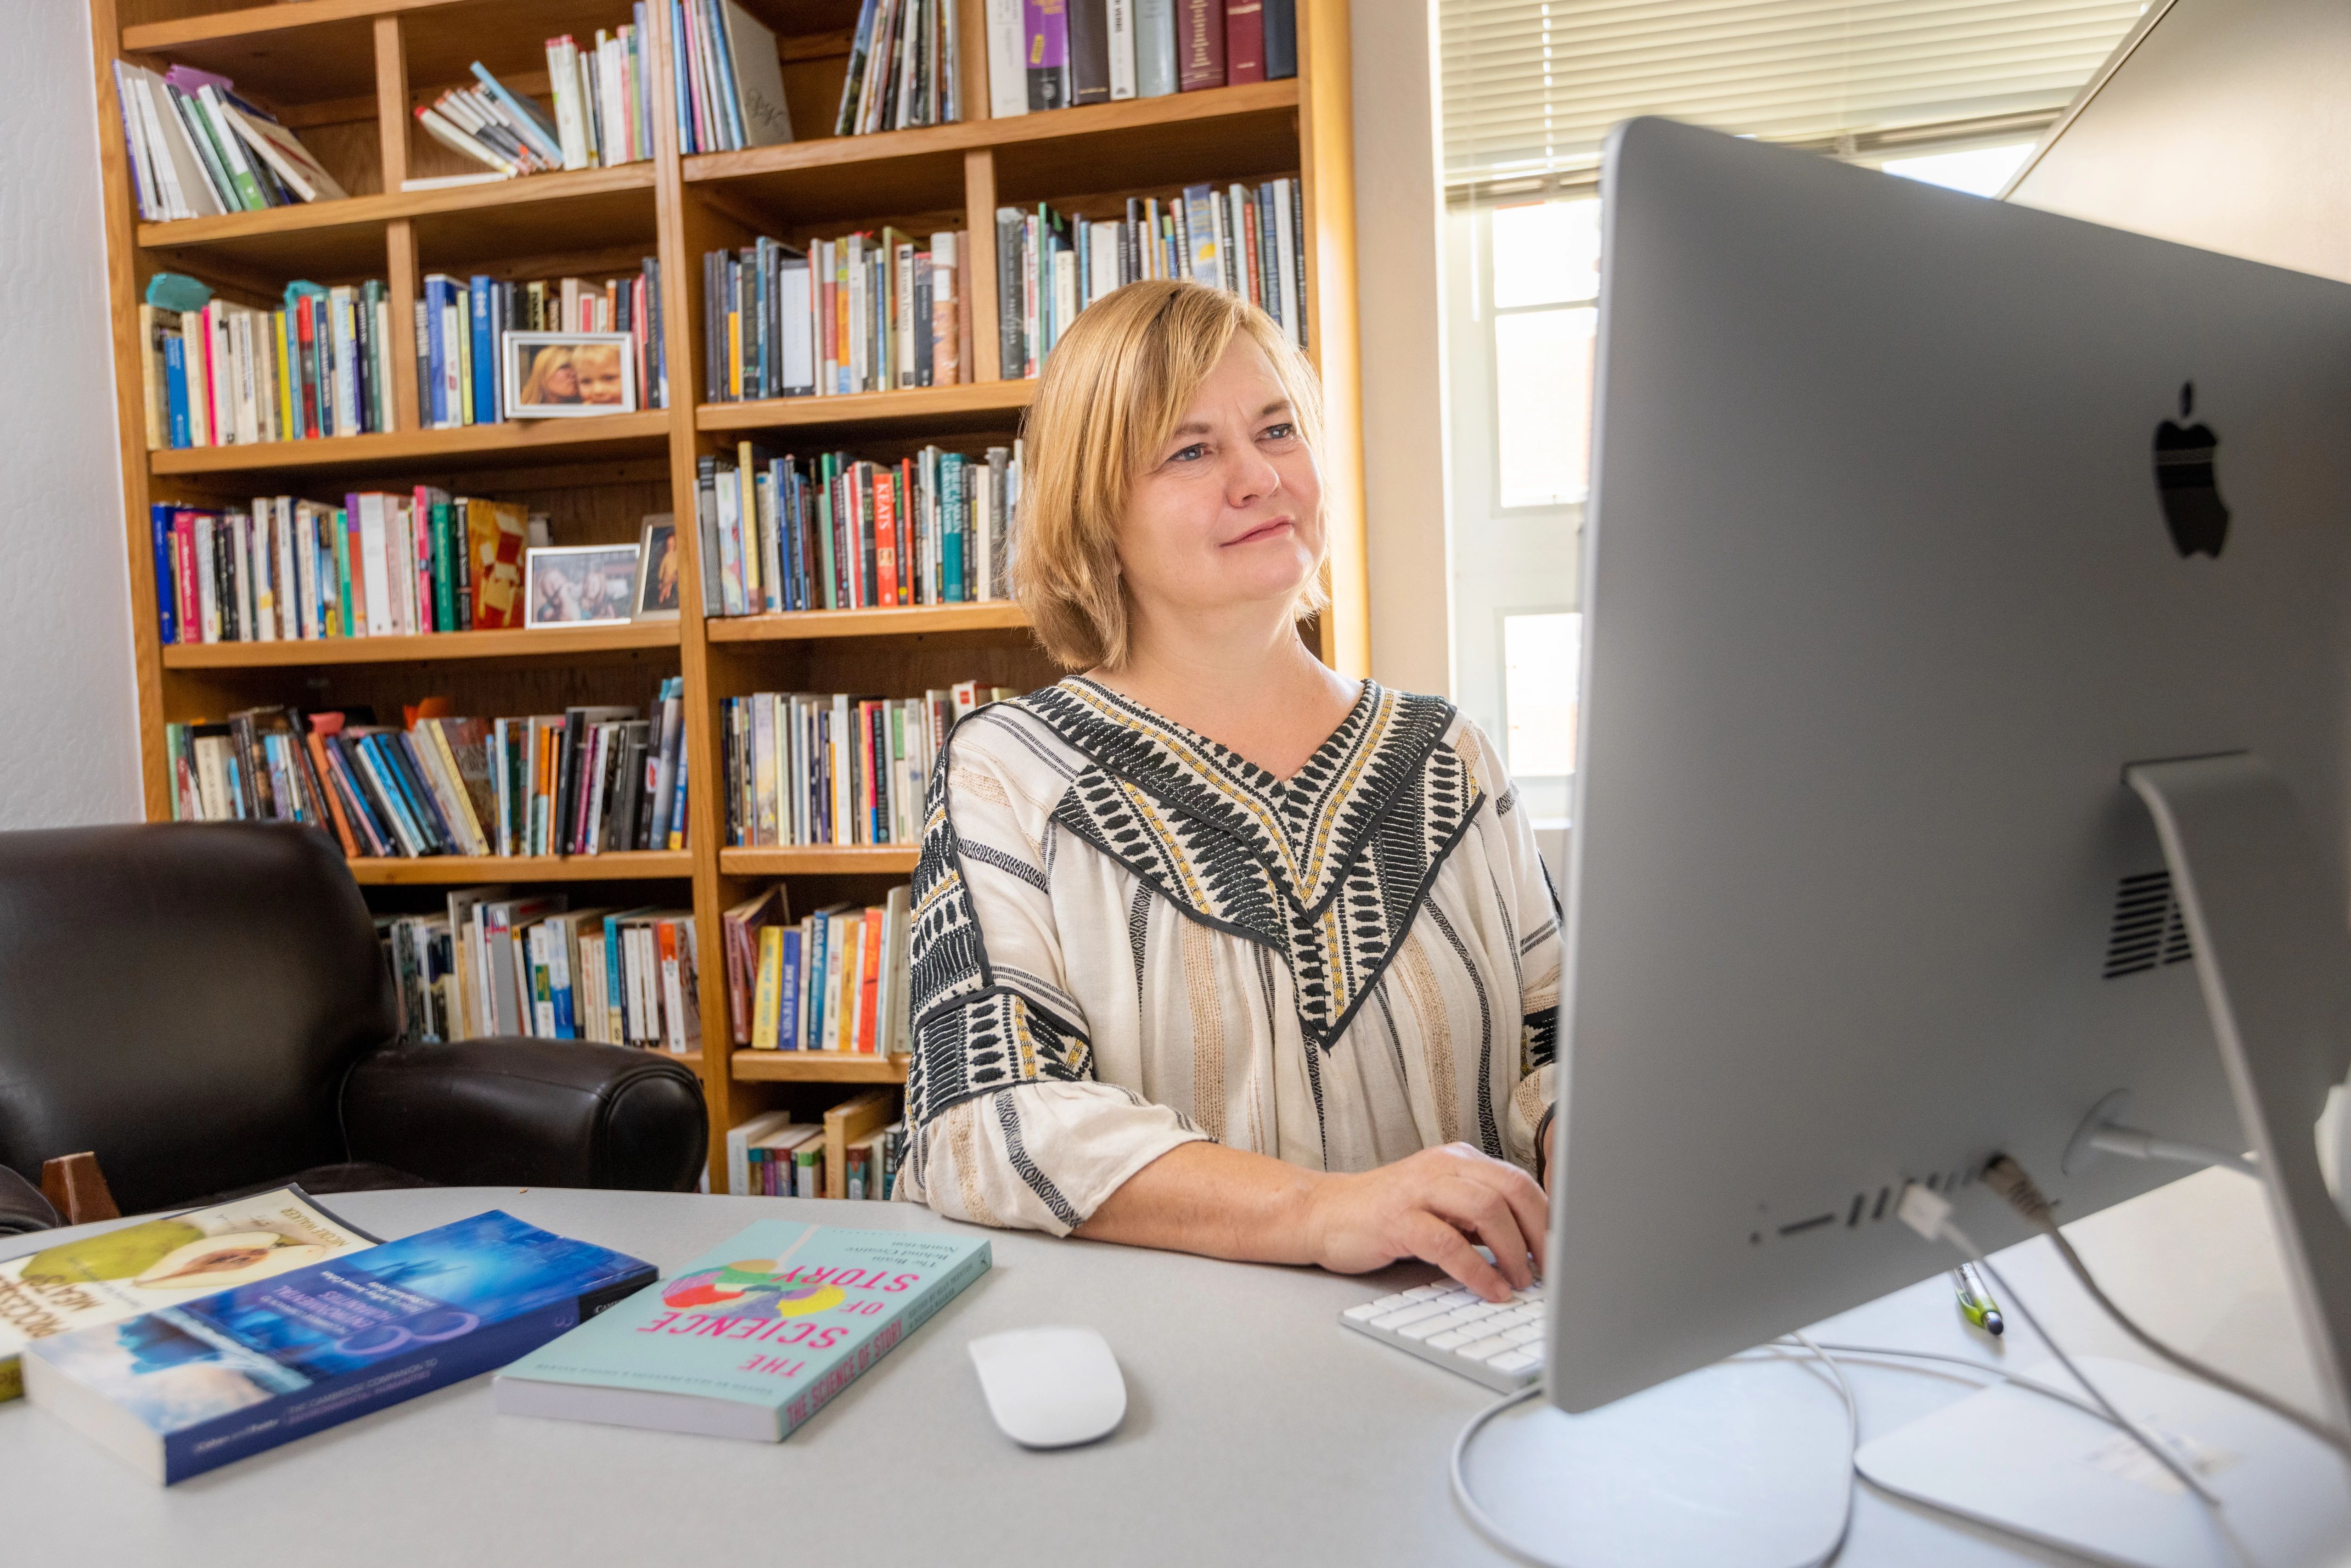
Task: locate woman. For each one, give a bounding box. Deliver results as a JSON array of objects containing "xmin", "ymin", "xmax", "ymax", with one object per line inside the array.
[
  {"xmin": 518, "ymin": 346, "xmax": 580, "ymax": 407},
  {"xmin": 901, "ymin": 281, "xmax": 1560, "ymax": 1304}
]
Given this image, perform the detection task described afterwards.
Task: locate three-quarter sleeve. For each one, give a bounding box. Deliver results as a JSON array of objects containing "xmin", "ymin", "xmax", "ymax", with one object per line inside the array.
[
  {"xmin": 1458, "ymin": 722, "xmax": 1563, "ymax": 1173},
  {"xmin": 899, "ymin": 715, "xmax": 1208, "ymax": 1235}
]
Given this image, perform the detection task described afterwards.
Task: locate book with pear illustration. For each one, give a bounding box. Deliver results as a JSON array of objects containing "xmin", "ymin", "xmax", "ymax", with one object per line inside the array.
[
  {"xmin": 495, "ymin": 1220, "xmax": 990, "ymax": 1440},
  {"xmin": 0, "ymin": 1185, "xmax": 377, "ymax": 1401}
]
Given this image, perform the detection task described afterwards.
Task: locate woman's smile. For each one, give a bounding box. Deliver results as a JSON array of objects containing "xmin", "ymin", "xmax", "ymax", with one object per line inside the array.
[{"xmin": 1222, "ymin": 516, "xmax": 1296, "ymax": 548}]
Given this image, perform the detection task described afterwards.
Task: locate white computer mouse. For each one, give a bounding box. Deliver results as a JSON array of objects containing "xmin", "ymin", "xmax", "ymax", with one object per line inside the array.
[{"xmin": 967, "ymin": 1325, "xmax": 1127, "ymax": 1449}]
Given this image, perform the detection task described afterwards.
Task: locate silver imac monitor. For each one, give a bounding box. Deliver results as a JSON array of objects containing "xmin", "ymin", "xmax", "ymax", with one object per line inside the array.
[{"xmin": 1550, "ymin": 116, "xmax": 2351, "ymax": 1416}]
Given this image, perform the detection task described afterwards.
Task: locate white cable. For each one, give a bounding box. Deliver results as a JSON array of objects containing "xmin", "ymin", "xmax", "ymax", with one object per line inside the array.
[
  {"xmin": 1448, "ymin": 1333, "xmax": 1859, "ymax": 1568},
  {"xmin": 1895, "ymin": 1181, "xmax": 2222, "ymax": 1507}
]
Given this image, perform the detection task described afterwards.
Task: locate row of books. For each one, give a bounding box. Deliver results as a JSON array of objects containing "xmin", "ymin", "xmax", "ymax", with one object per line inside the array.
[
  {"xmin": 835, "ymin": 0, "xmax": 962, "ymax": 135},
  {"xmin": 721, "ymin": 681, "xmax": 1012, "ymax": 849},
  {"xmin": 696, "ymin": 442, "xmax": 1019, "ymax": 615},
  {"xmin": 141, "ymin": 282, "xmax": 395, "ymax": 451},
  {"xmin": 419, "ymin": 262, "xmax": 669, "ymax": 429},
  {"xmin": 998, "ymin": 177, "xmax": 1307, "ymax": 378},
  {"xmin": 383, "ymin": 890, "xmax": 700, "ymax": 1051},
  {"xmin": 982, "ymin": 0, "xmax": 1295, "ymax": 115},
  {"xmin": 701, "ymin": 230, "xmax": 968, "ymax": 403},
  {"xmin": 416, "ymin": 37, "xmax": 655, "ymax": 180},
  {"xmin": 726, "ymin": 1111, "xmax": 909, "ymax": 1199},
  {"xmin": 674, "ymin": 0, "xmax": 799, "ymax": 152},
  {"xmin": 148, "ymin": 493, "xmax": 539, "ymax": 646},
  {"xmin": 165, "ymin": 688, "xmax": 693, "ymax": 861},
  {"xmin": 112, "ymin": 62, "xmax": 345, "ymax": 220},
  {"xmin": 718, "ymin": 886, "xmax": 915, "ymax": 1056}
]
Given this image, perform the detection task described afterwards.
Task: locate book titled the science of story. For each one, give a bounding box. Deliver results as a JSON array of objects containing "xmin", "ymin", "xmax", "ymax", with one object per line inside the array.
[
  {"xmin": 494, "ymin": 1221, "xmax": 990, "ymax": 1441},
  {"xmin": 23, "ymin": 1210, "xmax": 654, "ymax": 1484}
]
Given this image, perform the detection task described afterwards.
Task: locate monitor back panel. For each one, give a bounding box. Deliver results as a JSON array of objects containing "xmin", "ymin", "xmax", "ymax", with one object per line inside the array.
[{"xmin": 1553, "ymin": 116, "xmax": 2351, "ymax": 1412}]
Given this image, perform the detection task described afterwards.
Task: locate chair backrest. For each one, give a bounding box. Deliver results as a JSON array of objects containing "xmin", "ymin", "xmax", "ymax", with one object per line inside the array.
[{"xmin": 0, "ymin": 822, "xmax": 394, "ymax": 1214}]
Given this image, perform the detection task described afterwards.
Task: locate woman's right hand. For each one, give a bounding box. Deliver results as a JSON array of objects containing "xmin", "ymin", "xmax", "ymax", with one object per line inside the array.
[{"xmin": 1300, "ymin": 1143, "xmax": 1547, "ymax": 1302}]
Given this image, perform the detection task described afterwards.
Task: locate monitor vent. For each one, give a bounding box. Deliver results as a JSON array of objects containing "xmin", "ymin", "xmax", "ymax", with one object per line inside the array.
[{"xmin": 2103, "ymin": 871, "xmax": 2195, "ymax": 978}]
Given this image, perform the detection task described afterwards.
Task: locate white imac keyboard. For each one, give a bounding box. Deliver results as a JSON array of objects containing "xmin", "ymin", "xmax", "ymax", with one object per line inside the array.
[{"xmin": 1339, "ymin": 1280, "xmax": 1547, "ymax": 1391}]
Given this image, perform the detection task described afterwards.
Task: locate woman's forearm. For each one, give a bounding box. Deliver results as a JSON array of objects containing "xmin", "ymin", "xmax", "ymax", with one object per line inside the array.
[{"xmin": 1074, "ymin": 1141, "xmax": 1326, "ymax": 1263}]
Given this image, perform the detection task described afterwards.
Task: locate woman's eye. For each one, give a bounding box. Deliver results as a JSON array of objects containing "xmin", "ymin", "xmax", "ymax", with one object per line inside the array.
[
  {"xmin": 1261, "ymin": 423, "xmax": 1296, "ymax": 442},
  {"xmin": 1168, "ymin": 444, "xmax": 1207, "ymax": 464}
]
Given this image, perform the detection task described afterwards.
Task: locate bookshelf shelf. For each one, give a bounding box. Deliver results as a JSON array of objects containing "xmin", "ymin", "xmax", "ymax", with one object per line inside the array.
[
  {"xmin": 732, "ymin": 1050, "xmax": 910, "ymax": 1085},
  {"xmin": 346, "ymin": 850, "xmax": 693, "ymax": 884},
  {"xmin": 161, "ymin": 622, "xmax": 680, "ymax": 669},
  {"xmin": 134, "ymin": 165, "xmax": 659, "ymax": 278},
  {"xmin": 149, "ymin": 411, "xmax": 673, "ymax": 478},
  {"xmin": 704, "ymin": 602, "xmax": 1028, "ymax": 643},
  {"xmin": 696, "ymin": 379, "xmax": 1036, "ymax": 437},
  {"xmin": 92, "ymin": 0, "xmax": 1363, "ymax": 1186},
  {"xmin": 721, "ymin": 847, "xmax": 920, "ymax": 876}
]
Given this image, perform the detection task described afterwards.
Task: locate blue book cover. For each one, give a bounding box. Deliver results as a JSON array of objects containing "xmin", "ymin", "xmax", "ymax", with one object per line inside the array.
[
  {"xmin": 162, "ymin": 332, "xmax": 190, "ymax": 447},
  {"xmin": 149, "ymin": 504, "xmax": 177, "ymax": 644},
  {"xmin": 470, "ymin": 276, "xmax": 497, "ymax": 424},
  {"xmin": 495, "ymin": 1222, "xmax": 988, "ymax": 1441},
  {"xmin": 776, "ymin": 927, "xmax": 802, "ymax": 1050},
  {"xmin": 25, "ymin": 1211, "xmax": 653, "ymax": 1484},
  {"xmin": 423, "ymin": 275, "xmax": 449, "ymax": 427}
]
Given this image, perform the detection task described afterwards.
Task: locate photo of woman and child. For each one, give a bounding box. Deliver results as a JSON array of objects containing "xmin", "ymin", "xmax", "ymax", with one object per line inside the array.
[
  {"xmin": 523, "ymin": 545, "xmax": 641, "ymax": 629},
  {"xmin": 506, "ymin": 333, "xmax": 635, "ymax": 416}
]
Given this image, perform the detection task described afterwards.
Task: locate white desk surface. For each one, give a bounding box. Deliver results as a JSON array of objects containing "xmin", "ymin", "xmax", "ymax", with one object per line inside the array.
[{"xmin": 0, "ymin": 1169, "xmax": 2325, "ymax": 1567}]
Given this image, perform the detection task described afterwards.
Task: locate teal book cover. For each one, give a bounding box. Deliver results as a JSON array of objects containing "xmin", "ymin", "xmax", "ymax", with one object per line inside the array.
[{"xmin": 495, "ymin": 1222, "xmax": 989, "ymax": 1442}]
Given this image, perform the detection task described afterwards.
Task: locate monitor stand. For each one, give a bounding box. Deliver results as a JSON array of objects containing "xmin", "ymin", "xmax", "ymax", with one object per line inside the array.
[{"xmin": 2127, "ymin": 752, "xmax": 2351, "ymax": 1427}]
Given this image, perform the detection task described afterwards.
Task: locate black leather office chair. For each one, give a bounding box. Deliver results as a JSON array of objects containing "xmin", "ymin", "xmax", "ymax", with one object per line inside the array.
[{"xmin": 0, "ymin": 823, "xmax": 707, "ymax": 1225}]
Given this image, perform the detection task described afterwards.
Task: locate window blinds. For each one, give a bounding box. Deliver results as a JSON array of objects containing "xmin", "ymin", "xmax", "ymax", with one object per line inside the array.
[{"xmin": 1439, "ymin": 0, "xmax": 2144, "ymax": 197}]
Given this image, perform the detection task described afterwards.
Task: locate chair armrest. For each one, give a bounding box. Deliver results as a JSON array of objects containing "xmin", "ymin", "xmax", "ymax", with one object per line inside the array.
[
  {"xmin": 343, "ymin": 1040, "xmax": 707, "ymax": 1192},
  {"xmin": 0, "ymin": 1164, "xmax": 60, "ymax": 1236}
]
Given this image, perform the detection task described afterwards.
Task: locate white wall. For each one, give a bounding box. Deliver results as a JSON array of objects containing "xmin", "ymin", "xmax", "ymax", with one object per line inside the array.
[
  {"xmin": 1350, "ymin": 0, "xmax": 1452, "ymax": 699},
  {"xmin": 0, "ymin": 6, "xmax": 141, "ymax": 830}
]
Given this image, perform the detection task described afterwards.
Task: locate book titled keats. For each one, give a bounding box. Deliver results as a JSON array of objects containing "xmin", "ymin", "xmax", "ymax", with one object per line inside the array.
[
  {"xmin": 495, "ymin": 1221, "xmax": 990, "ymax": 1441},
  {"xmin": 23, "ymin": 1211, "xmax": 653, "ymax": 1484}
]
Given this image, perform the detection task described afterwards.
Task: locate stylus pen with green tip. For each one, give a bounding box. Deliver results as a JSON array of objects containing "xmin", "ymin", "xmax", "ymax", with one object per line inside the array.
[{"xmin": 1952, "ymin": 1262, "xmax": 2003, "ymax": 1336}]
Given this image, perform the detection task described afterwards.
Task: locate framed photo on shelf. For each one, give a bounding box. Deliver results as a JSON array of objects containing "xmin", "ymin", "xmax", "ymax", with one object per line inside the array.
[
  {"xmin": 632, "ymin": 513, "xmax": 683, "ymax": 622},
  {"xmin": 503, "ymin": 331, "xmax": 636, "ymax": 417},
  {"xmin": 524, "ymin": 544, "xmax": 641, "ymax": 629}
]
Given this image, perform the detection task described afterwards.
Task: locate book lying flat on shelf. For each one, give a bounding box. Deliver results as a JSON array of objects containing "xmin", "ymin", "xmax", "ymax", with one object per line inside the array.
[
  {"xmin": 25, "ymin": 1210, "xmax": 654, "ymax": 1484},
  {"xmin": 494, "ymin": 1220, "xmax": 989, "ymax": 1440},
  {"xmin": 0, "ymin": 1186, "xmax": 375, "ymax": 1403}
]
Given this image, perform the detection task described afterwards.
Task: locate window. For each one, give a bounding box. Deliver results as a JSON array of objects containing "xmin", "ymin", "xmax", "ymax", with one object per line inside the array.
[
  {"xmin": 1877, "ymin": 142, "xmax": 2037, "ymax": 198},
  {"xmin": 1491, "ymin": 199, "xmax": 1599, "ymax": 509},
  {"xmin": 1503, "ymin": 612, "xmax": 1581, "ymax": 778}
]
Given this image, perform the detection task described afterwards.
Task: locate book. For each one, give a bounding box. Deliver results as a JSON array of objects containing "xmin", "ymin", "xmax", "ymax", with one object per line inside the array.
[
  {"xmin": 1264, "ymin": 0, "xmax": 1296, "ymax": 79},
  {"xmin": 986, "ymin": 0, "xmax": 1029, "ymax": 117},
  {"xmin": 1069, "ymin": 0, "xmax": 1113, "ymax": 105},
  {"xmin": 715, "ymin": 0, "xmax": 795, "ymax": 146},
  {"xmin": 25, "ymin": 1211, "xmax": 653, "ymax": 1484},
  {"xmin": 1026, "ymin": 0, "xmax": 1072, "ymax": 109},
  {"xmin": 1225, "ymin": 0, "xmax": 1265, "ymax": 84},
  {"xmin": 112, "ymin": 64, "xmax": 338, "ymax": 220},
  {"xmin": 1176, "ymin": 0, "xmax": 1225, "ymax": 90},
  {"xmin": 494, "ymin": 1220, "xmax": 990, "ymax": 1440},
  {"xmin": 0, "ymin": 1186, "xmax": 374, "ymax": 1403}
]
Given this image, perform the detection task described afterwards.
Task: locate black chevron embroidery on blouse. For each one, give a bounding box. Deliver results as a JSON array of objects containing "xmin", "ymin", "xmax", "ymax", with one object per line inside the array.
[{"xmin": 1015, "ymin": 678, "xmax": 1485, "ymax": 1051}]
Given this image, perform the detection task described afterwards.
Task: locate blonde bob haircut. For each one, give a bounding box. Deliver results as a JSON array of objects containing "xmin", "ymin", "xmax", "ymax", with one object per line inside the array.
[{"xmin": 1014, "ymin": 278, "xmax": 1327, "ymax": 671}]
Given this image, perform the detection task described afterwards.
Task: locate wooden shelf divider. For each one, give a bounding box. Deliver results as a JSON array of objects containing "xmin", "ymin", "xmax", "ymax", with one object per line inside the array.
[{"xmin": 87, "ymin": 0, "xmax": 1362, "ymax": 1192}]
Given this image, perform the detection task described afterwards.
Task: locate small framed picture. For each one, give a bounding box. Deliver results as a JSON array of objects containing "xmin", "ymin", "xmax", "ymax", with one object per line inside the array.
[
  {"xmin": 524, "ymin": 544, "xmax": 641, "ymax": 629},
  {"xmin": 503, "ymin": 331, "xmax": 636, "ymax": 418},
  {"xmin": 632, "ymin": 513, "xmax": 683, "ymax": 621}
]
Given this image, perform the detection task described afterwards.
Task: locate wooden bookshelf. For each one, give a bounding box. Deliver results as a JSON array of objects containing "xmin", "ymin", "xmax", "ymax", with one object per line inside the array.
[{"xmin": 87, "ymin": 0, "xmax": 1364, "ymax": 1191}]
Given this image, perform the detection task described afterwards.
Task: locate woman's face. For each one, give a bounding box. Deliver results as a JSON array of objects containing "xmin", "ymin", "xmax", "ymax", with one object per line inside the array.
[
  {"xmin": 541, "ymin": 354, "xmax": 579, "ymax": 400},
  {"xmin": 1117, "ymin": 337, "xmax": 1322, "ymax": 626}
]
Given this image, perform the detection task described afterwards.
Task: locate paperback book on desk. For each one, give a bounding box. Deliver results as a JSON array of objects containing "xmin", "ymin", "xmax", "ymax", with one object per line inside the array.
[
  {"xmin": 495, "ymin": 1221, "xmax": 989, "ymax": 1440},
  {"xmin": 23, "ymin": 1211, "xmax": 652, "ymax": 1484}
]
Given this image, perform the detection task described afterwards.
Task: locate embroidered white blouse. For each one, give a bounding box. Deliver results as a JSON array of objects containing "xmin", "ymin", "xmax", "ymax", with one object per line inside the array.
[{"xmin": 898, "ymin": 676, "xmax": 1562, "ymax": 1234}]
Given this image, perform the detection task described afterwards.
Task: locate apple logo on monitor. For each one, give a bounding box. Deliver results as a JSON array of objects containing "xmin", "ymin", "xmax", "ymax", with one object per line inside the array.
[{"xmin": 2154, "ymin": 381, "xmax": 2229, "ymax": 558}]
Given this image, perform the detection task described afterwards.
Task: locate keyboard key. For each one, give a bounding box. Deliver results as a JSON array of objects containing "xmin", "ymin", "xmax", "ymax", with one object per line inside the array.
[
  {"xmin": 1431, "ymin": 1288, "xmax": 1478, "ymax": 1309},
  {"xmin": 1427, "ymin": 1328, "xmax": 1476, "ymax": 1350},
  {"xmin": 1488, "ymin": 1349, "xmax": 1541, "ymax": 1374},
  {"xmin": 1369, "ymin": 1301, "xmax": 1454, "ymax": 1331},
  {"xmin": 1502, "ymin": 1324, "xmax": 1542, "ymax": 1346},
  {"xmin": 1403, "ymin": 1285, "xmax": 1450, "ymax": 1301},
  {"xmin": 1400, "ymin": 1308, "xmax": 1485, "ymax": 1341},
  {"xmin": 1458, "ymin": 1334, "xmax": 1515, "ymax": 1360},
  {"xmin": 1496, "ymin": 1306, "xmax": 1543, "ymax": 1328},
  {"xmin": 1342, "ymin": 1302, "xmax": 1387, "ymax": 1323}
]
